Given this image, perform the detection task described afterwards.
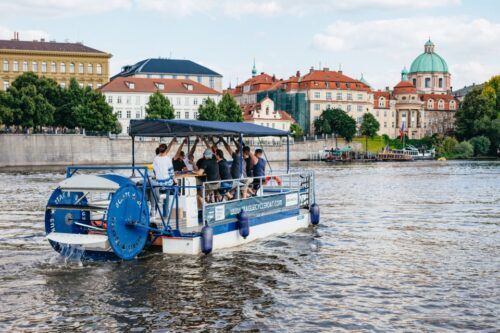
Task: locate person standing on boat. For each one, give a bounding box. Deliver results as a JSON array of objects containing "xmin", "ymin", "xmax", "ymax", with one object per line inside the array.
[
  {"xmin": 220, "ymin": 137, "xmax": 252, "ymax": 198},
  {"xmin": 252, "ymin": 148, "xmax": 266, "ymax": 191},
  {"xmin": 194, "ymin": 149, "xmax": 221, "ymax": 204},
  {"xmin": 173, "ymin": 138, "xmax": 188, "ymax": 173},
  {"xmin": 184, "ymin": 137, "xmax": 200, "ymax": 172},
  {"xmin": 150, "ymin": 140, "xmax": 176, "ymax": 216}
]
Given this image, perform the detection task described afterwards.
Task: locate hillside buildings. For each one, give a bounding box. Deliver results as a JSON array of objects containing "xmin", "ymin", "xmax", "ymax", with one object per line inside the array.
[
  {"xmin": 0, "ymin": 33, "xmax": 111, "ymax": 90},
  {"xmin": 112, "ymin": 58, "xmax": 223, "ymax": 92},
  {"xmin": 232, "ymin": 40, "xmax": 458, "ymax": 139},
  {"xmin": 100, "ymin": 76, "xmax": 220, "ymax": 134},
  {"xmin": 242, "ymin": 97, "xmax": 294, "ymax": 131}
]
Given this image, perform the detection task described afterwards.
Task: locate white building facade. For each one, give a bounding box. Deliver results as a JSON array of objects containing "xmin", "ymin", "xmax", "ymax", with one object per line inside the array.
[{"xmin": 100, "ymin": 77, "xmax": 221, "ymax": 134}]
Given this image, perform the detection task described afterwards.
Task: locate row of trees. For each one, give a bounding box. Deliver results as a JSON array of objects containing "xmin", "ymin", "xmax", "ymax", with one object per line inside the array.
[
  {"xmin": 0, "ymin": 72, "xmax": 121, "ymax": 133},
  {"xmin": 454, "ymin": 76, "xmax": 499, "ymax": 156},
  {"xmin": 314, "ymin": 107, "xmax": 380, "ymax": 151},
  {"xmin": 143, "ymin": 90, "xmax": 243, "ymax": 122}
]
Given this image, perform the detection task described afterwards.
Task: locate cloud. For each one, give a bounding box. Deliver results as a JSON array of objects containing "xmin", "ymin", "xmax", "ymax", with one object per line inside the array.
[
  {"xmin": 313, "ymin": 17, "xmax": 500, "ymax": 55},
  {"xmin": 312, "ymin": 16, "xmax": 500, "ymax": 89},
  {"xmin": 0, "ymin": 0, "xmax": 132, "ymax": 17},
  {"xmin": 0, "ymin": 26, "xmax": 49, "ymax": 41}
]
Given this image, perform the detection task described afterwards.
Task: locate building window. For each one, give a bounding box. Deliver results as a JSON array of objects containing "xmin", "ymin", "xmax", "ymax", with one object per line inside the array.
[
  {"xmin": 357, "ymin": 94, "xmax": 363, "ymax": 100},
  {"xmin": 314, "ymin": 92, "xmax": 320, "ymax": 99},
  {"xmin": 412, "ymin": 78, "xmax": 416, "ymax": 86},
  {"xmin": 438, "ymin": 99, "xmax": 444, "ymax": 110},
  {"xmin": 13, "ymin": 61, "xmax": 18, "ymax": 72},
  {"xmin": 425, "ymin": 77, "xmax": 431, "ymax": 88},
  {"xmin": 185, "ymin": 111, "xmax": 189, "ymax": 119},
  {"xmin": 2, "ymin": 60, "xmax": 8, "ymax": 72},
  {"xmin": 347, "ymin": 105, "xmax": 352, "ymax": 112},
  {"xmin": 209, "ymin": 77, "xmax": 214, "ymax": 88},
  {"xmin": 136, "ymin": 110, "xmax": 141, "ymax": 119},
  {"xmin": 392, "ymin": 122, "xmax": 395, "ymax": 128},
  {"xmin": 326, "ymin": 92, "xmax": 332, "ymax": 100},
  {"xmin": 41, "ymin": 62, "xmax": 47, "ymax": 73},
  {"xmin": 384, "ymin": 122, "xmax": 387, "ymax": 128},
  {"xmin": 78, "ymin": 63, "xmax": 84, "ymax": 74},
  {"xmin": 450, "ymin": 100, "xmax": 456, "ymax": 110},
  {"xmin": 314, "ymin": 104, "xmax": 320, "ymax": 111},
  {"xmin": 117, "ymin": 96, "xmax": 122, "ymax": 104},
  {"xmin": 96, "ymin": 83, "xmax": 102, "ymax": 88},
  {"xmin": 60, "ymin": 82, "xmax": 66, "ymax": 88},
  {"xmin": 96, "ymin": 64, "xmax": 102, "ymax": 75},
  {"xmin": 79, "ymin": 83, "xmax": 83, "ymax": 88},
  {"xmin": 108, "ymin": 96, "xmax": 113, "ymax": 103},
  {"xmin": 70, "ymin": 63, "xmax": 75, "ymax": 73},
  {"xmin": 197, "ymin": 76, "xmax": 202, "ymax": 83},
  {"xmin": 336, "ymin": 92, "xmax": 342, "ymax": 100},
  {"xmin": 117, "ymin": 111, "xmax": 122, "ymax": 118},
  {"xmin": 60, "ymin": 62, "xmax": 66, "ymax": 73},
  {"xmin": 438, "ymin": 78, "xmax": 443, "ymax": 88},
  {"xmin": 384, "ymin": 110, "xmax": 387, "ymax": 117},
  {"xmin": 22, "ymin": 61, "xmax": 28, "ymax": 71},
  {"xmin": 32, "ymin": 62, "xmax": 38, "ymax": 72},
  {"xmin": 378, "ymin": 98, "xmax": 385, "ymax": 108},
  {"xmin": 87, "ymin": 83, "xmax": 93, "ymax": 89},
  {"xmin": 357, "ymin": 105, "xmax": 362, "ymax": 112},
  {"xmin": 194, "ymin": 112, "xmax": 198, "ymax": 119},
  {"xmin": 126, "ymin": 110, "xmax": 131, "ymax": 119},
  {"xmin": 87, "ymin": 63, "xmax": 93, "ymax": 74},
  {"xmin": 126, "ymin": 96, "xmax": 131, "ymax": 104},
  {"xmin": 193, "ymin": 98, "xmax": 198, "ymax": 105},
  {"xmin": 172, "ymin": 75, "xmax": 177, "ymax": 79},
  {"xmin": 176, "ymin": 112, "xmax": 180, "ymax": 119},
  {"xmin": 3, "ymin": 81, "xmax": 9, "ymax": 90},
  {"xmin": 427, "ymin": 99, "xmax": 434, "ymax": 109},
  {"xmin": 347, "ymin": 93, "xmax": 352, "ymax": 100}
]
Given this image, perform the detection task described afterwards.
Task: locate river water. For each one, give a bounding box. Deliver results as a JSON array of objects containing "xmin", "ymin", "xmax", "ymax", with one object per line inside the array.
[{"xmin": 0, "ymin": 161, "xmax": 498, "ymax": 332}]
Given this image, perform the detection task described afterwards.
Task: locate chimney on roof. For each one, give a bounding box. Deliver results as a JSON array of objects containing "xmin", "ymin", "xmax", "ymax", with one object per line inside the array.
[
  {"xmin": 272, "ymin": 74, "xmax": 276, "ymax": 82},
  {"xmin": 385, "ymin": 86, "xmax": 390, "ymax": 92},
  {"xmin": 309, "ymin": 66, "xmax": 314, "ymax": 73},
  {"xmin": 323, "ymin": 67, "xmax": 329, "ymax": 72},
  {"xmin": 296, "ymin": 70, "xmax": 300, "ymax": 77},
  {"xmin": 40, "ymin": 38, "xmax": 45, "ymax": 42},
  {"xmin": 12, "ymin": 32, "xmax": 19, "ymax": 41}
]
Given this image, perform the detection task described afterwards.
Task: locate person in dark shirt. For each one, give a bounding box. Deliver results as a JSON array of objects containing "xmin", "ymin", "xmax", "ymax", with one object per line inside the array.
[
  {"xmin": 172, "ymin": 138, "xmax": 188, "ymax": 172},
  {"xmin": 215, "ymin": 149, "xmax": 233, "ymax": 200},
  {"xmin": 252, "ymin": 148, "xmax": 265, "ymax": 192},
  {"xmin": 194, "ymin": 149, "xmax": 220, "ymax": 204}
]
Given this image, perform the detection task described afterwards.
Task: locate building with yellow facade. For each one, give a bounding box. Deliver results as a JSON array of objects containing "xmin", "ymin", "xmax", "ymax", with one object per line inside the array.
[{"xmin": 1, "ymin": 34, "xmax": 111, "ymax": 91}]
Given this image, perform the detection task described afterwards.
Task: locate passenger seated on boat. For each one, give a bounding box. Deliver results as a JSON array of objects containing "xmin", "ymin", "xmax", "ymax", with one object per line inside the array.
[
  {"xmin": 194, "ymin": 149, "xmax": 220, "ymax": 204},
  {"xmin": 215, "ymin": 149, "xmax": 233, "ymax": 201},
  {"xmin": 252, "ymin": 148, "xmax": 266, "ymax": 192},
  {"xmin": 150, "ymin": 142, "xmax": 176, "ymax": 216}
]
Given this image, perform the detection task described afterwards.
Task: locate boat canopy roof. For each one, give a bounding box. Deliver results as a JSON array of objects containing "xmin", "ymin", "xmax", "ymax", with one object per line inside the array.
[{"xmin": 129, "ymin": 119, "xmax": 289, "ymax": 137}]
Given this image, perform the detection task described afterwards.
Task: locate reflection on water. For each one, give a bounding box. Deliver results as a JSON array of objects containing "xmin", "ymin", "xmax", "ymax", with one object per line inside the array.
[{"xmin": 0, "ymin": 161, "xmax": 499, "ymax": 331}]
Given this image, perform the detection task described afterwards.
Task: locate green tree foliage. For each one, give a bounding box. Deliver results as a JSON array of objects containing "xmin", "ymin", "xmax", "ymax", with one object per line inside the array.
[
  {"xmin": 145, "ymin": 91, "xmax": 175, "ymax": 120},
  {"xmin": 360, "ymin": 112, "xmax": 380, "ymax": 152},
  {"xmin": 218, "ymin": 93, "xmax": 243, "ymax": 122},
  {"xmin": 197, "ymin": 94, "xmax": 243, "ymax": 122},
  {"xmin": 436, "ymin": 136, "xmax": 458, "ymax": 157},
  {"xmin": 453, "ymin": 141, "xmax": 474, "ymax": 159},
  {"xmin": 198, "ymin": 97, "xmax": 222, "ymax": 121},
  {"xmin": 468, "ymin": 136, "xmax": 491, "ymax": 156},
  {"xmin": 315, "ymin": 108, "xmax": 357, "ymax": 142},
  {"xmin": 289, "ymin": 123, "xmax": 304, "ymax": 138},
  {"xmin": 0, "ymin": 73, "xmax": 120, "ymax": 133}
]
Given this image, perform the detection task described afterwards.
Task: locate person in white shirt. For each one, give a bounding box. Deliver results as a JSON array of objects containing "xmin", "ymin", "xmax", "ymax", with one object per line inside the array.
[{"xmin": 150, "ymin": 140, "xmax": 176, "ymax": 216}]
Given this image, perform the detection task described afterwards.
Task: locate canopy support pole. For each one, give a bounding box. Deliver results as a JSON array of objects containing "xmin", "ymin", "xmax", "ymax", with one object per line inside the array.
[
  {"xmin": 239, "ymin": 133, "xmax": 243, "ymax": 177},
  {"xmin": 132, "ymin": 136, "xmax": 136, "ymax": 176},
  {"xmin": 286, "ymin": 135, "xmax": 290, "ymax": 173}
]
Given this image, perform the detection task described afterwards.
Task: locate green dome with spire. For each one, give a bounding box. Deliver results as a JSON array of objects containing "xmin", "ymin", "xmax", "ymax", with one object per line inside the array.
[
  {"xmin": 409, "ymin": 39, "xmax": 448, "ymax": 74},
  {"xmin": 359, "ymin": 73, "xmax": 371, "ymax": 87}
]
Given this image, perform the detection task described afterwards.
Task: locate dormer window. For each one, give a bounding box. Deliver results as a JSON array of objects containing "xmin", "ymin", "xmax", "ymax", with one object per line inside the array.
[
  {"xmin": 156, "ymin": 83, "xmax": 164, "ymax": 90},
  {"xmin": 183, "ymin": 83, "xmax": 194, "ymax": 91},
  {"xmin": 126, "ymin": 82, "xmax": 135, "ymax": 89},
  {"xmin": 427, "ymin": 99, "xmax": 434, "ymax": 109},
  {"xmin": 266, "ymin": 106, "xmax": 270, "ymax": 115}
]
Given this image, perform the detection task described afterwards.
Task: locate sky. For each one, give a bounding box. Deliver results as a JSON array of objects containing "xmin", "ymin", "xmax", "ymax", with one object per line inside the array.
[{"xmin": 0, "ymin": 0, "xmax": 499, "ymax": 90}]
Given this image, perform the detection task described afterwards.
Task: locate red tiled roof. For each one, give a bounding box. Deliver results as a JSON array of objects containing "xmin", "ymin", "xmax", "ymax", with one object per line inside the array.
[
  {"xmin": 0, "ymin": 39, "xmax": 109, "ymax": 55},
  {"xmin": 420, "ymin": 93, "xmax": 458, "ymax": 111},
  {"xmin": 241, "ymin": 102, "xmax": 294, "ymax": 122},
  {"xmin": 99, "ymin": 77, "xmax": 219, "ymax": 95},
  {"xmin": 393, "ymin": 80, "xmax": 417, "ymax": 94},
  {"xmin": 233, "ymin": 73, "xmax": 282, "ymax": 96},
  {"xmin": 299, "ymin": 70, "xmax": 371, "ymax": 92}
]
